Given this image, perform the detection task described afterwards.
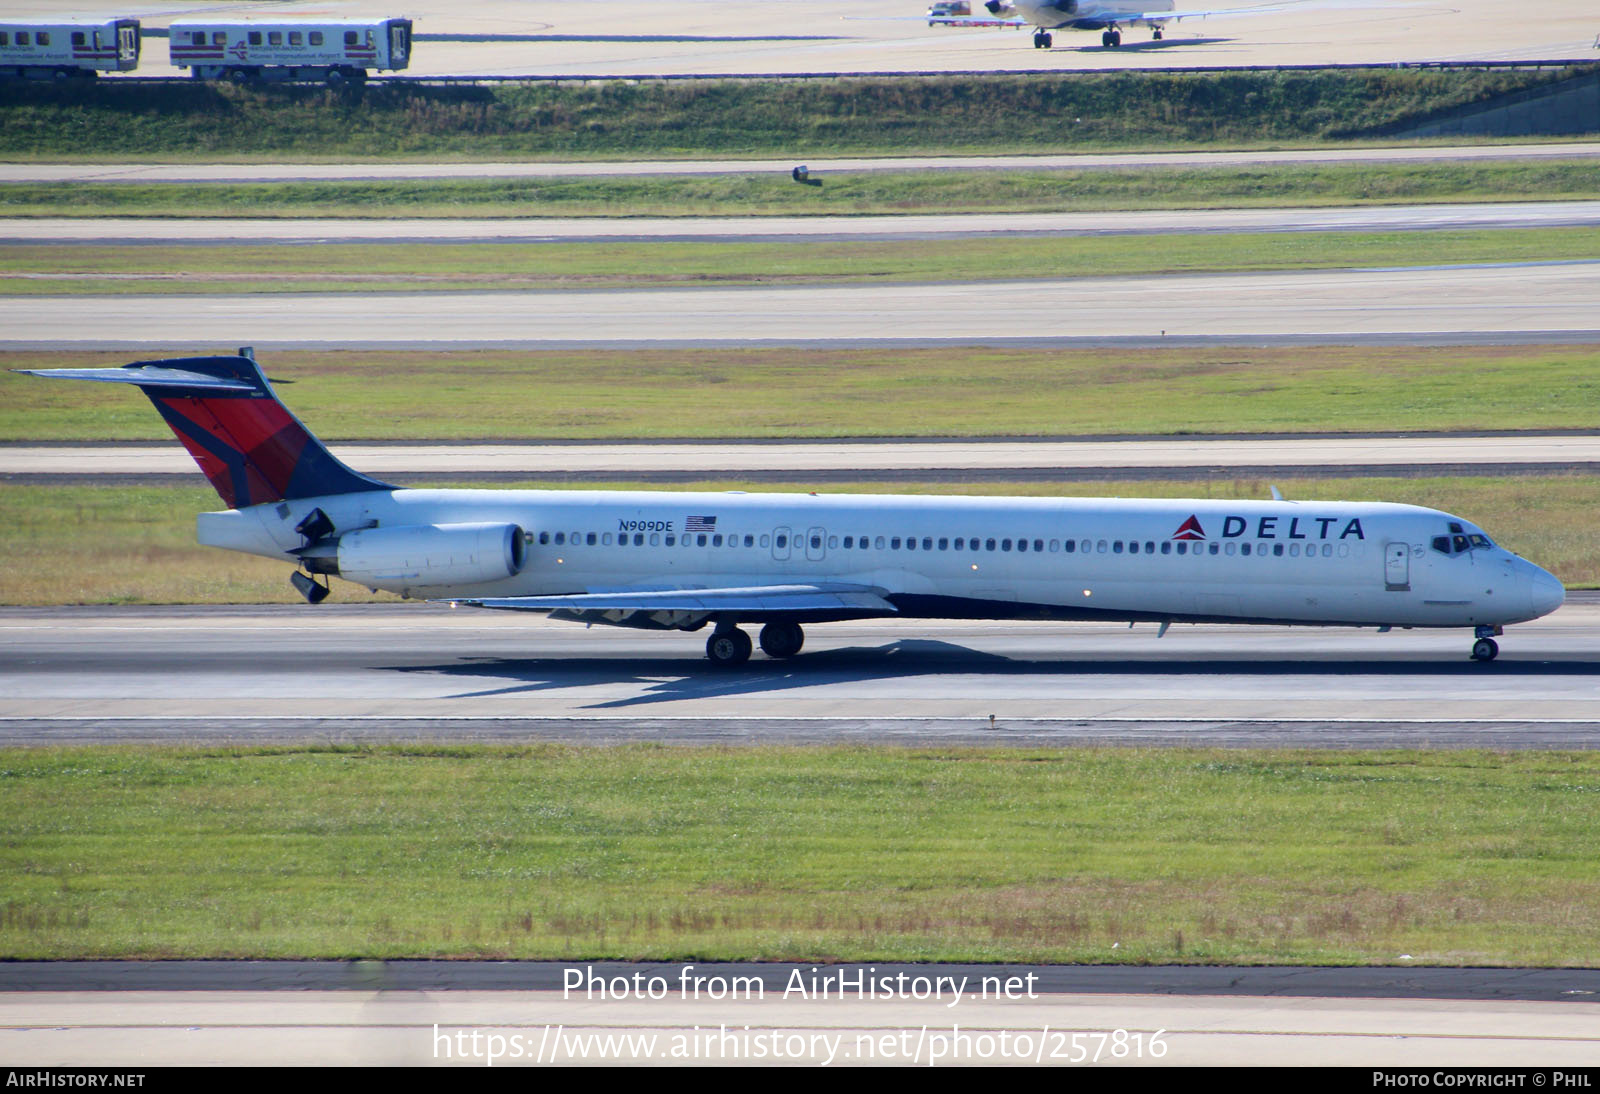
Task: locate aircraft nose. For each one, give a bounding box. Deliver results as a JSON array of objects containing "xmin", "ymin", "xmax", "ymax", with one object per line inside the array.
[{"xmin": 1530, "ymin": 569, "xmax": 1565, "ymax": 618}]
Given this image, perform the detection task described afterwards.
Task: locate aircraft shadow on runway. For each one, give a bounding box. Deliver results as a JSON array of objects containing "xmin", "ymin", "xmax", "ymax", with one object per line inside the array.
[
  {"xmin": 388, "ymin": 640, "xmax": 1597, "ymax": 711},
  {"xmin": 1074, "ymin": 36, "xmax": 1231, "ymax": 51}
]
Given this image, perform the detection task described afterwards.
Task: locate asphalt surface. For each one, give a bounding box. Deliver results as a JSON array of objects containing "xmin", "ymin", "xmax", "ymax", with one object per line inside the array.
[
  {"xmin": 3, "ymin": 961, "xmax": 1596, "ymax": 1000},
  {"xmin": 5, "ymin": 603, "xmax": 1598, "ymax": 744}
]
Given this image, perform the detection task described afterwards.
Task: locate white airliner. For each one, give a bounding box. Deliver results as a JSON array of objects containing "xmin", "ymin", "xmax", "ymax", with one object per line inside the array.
[
  {"xmin": 934, "ymin": 1, "xmax": 1292, "ymax": 49},
  {"xmin": 22, "ymin": 351, "xmax": 1564, "ymax": 666}
]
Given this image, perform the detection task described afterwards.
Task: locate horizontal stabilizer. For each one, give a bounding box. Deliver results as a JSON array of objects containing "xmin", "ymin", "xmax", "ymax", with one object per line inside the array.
[
  {"xmin": 449, "ymin": 583, "xmax": 898, "ymax": 616},
  {"xmin": 16, "ymin": 365, "xmax": 256, "ymax": 391}
]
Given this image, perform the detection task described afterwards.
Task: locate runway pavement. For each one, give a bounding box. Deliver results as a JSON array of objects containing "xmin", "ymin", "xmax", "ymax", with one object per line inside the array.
[
  {"xmin": 8, "ymin": 147, "xmax": 1600, "ymax": 187},
  {"xmin": 3, "ymin": 261, "xmax": 1597, "ymax": 347},
  {"xmin": 9, "ymin": 201, "xmax": 1600, "ymax": 246},
  {"xmin": 7, "ymin": 985, "xmax": 1600, "ymax": 1066},
  {"xmin": 4, "ymin": 603, "xmax": 1598, "ymax": 746},
  {"xmin": 7, "ymin": 434, "xmax": 1600, "ymax": 483},
  {"xmin": 44, "ymin": 0, "xmax": 1600, "ymax": 77}
]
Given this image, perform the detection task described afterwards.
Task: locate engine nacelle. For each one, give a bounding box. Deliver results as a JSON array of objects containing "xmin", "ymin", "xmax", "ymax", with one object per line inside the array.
[{"xmin": 335, "ymin": 522, "xmax": 526, "ymax": 588}]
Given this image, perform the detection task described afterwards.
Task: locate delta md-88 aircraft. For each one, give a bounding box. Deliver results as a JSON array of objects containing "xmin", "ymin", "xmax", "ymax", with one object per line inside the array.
[{"xmin": 24, "ymin": 352, "xmax": 1564, "ymax": 667}]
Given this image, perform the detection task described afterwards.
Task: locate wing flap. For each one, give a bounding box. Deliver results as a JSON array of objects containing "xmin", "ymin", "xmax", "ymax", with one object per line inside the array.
[{"xmin": 449, "ymin": 583, "xmax": 897, "ymax": 615}]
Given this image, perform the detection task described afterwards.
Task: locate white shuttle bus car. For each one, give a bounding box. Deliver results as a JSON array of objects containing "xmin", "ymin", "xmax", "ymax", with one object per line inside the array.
[
  {"xmin": 19, "ymin": 351, "xmax": 1567, "ymax": 668},
  {"xmin": 0, "ymin": 18, "xmax": 140, "ymax": 79},
  {"xmin": 168, "ymin": 18, "xmax": 413, "ymax": 85}
]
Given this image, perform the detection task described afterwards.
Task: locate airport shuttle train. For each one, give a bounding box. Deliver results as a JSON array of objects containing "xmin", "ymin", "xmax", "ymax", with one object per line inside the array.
[
  {"xmin": 168, "ymin": 17, "xmax": 413, "ymax": 84},
  {"xmin": 22, "ymin": 352, "xmax": 1565, "ymax": 667},
  {"xmin": 0, "ymin": 18, "xmax": 140, "ymax": 79},
  {"xmin": 0, "ymin": 17, "xmax": 412, "ymax": 83}
]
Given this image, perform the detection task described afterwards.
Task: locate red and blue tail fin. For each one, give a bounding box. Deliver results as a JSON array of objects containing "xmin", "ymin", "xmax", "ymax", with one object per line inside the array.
[{"xmin": 20, "ymin": 351, "xmax": 391, "ymax": 509}]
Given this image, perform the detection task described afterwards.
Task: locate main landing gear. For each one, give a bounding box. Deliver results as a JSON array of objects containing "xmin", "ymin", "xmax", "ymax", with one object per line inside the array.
[
  {"xmin": 1032, "ymin": 30, "xmax": 1052, "ymax": 48},
  {"xmin": 1100, "ymin": 27, "xmax": 1122, "ymax": 47},
  {"xmin": 705, "ymin": 622, "xmax": 805, "ymax": 666},
  {"xmin": 1471, "ymin": 625, "xmax": 1502, "ymax": 662}
]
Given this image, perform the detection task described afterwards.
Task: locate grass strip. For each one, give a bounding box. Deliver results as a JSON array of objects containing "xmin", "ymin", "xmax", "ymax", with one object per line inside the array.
[
  {"xmin": 1, "ymin": 475, "xmax": 1593, "ymax": 605},
  {"xmin": 4, "ymin": 744, "xmax": 1599, "ymax": 964},
  {"xmin": 2, "ymin": 228, "xmax": 1597, "ymax": 295},
  {"xmin": 5, "ymin": 344, "xmax": 1600, "ymax": 442},
  {"xmin": 0, "ymin": 69, "xmax": 1588, "ymax": 157},
  {"xmin": 2, "ymin": 162, "xmax": 1596, "ymax": 218}
]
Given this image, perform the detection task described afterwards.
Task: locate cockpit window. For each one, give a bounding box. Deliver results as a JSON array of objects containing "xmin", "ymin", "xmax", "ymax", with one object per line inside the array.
[{"xmin": 1434, "ymin": 529, "xmax": 1495, "ymax": 556}]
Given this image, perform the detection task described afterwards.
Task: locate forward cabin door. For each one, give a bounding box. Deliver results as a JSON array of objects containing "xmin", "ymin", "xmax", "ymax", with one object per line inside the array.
[{"xmin": 1384, "ymin": 543, "xmax": 1410, "ymax": 591}]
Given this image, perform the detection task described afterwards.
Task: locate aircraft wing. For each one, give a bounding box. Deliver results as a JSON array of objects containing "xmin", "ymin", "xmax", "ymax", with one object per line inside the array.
[
  {"xmin": 450, "ymin": 583, "xmax": 897, "ymax": 615},
  {"xmin": 1089, "ymin": 3, "xmax": 1296, "ymax": 19},
  {"xmin": 928, "ymin": 16, "xmax": 1030, "ymax": 26}
]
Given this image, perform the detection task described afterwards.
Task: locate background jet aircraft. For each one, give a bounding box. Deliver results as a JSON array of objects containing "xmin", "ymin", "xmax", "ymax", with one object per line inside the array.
[{"xmin": 933, "ymin": 0, "xmax": 1295, "ymax": 48}]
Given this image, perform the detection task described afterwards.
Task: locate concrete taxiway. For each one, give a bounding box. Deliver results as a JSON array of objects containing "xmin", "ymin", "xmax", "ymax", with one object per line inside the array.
[
  {"xmin": 7, "ymin": 146, "xmax": 1599, "ymax": 187},
  {"xmin": 8, "ymin": 201, "xmax": 1600, "ymax": 247},
  {"xmin": 7, "ymin": 434, "xmax": 1600, "ymax": 483},
  {"xmin": 3, "ymin": 261, "xmax": 1597, "ymax": 348},
  {"xmin": 7, "ymin": 986, "xmax": 1600, "ymax": 1066},
  {"xmin": 11, "ymin": 0, "xmax": 1595, "ymax": 77},
  {"xmin": 4, "ymin": 603, "xmax": 1597, "ymax": 745}
]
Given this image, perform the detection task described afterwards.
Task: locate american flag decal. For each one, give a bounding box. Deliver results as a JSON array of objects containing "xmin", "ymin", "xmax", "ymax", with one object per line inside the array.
[{"xmin": 685, "ymin": 515, "xmax": 717, "ymax": 532}]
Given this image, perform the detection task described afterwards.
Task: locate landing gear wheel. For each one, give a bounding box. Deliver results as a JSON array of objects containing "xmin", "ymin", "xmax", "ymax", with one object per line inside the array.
[
  {"xmin": 1040, "ymin": 32, "xmax": 1051, "ymax": 47},
  {"xmin": 1152, "ymin": 27, "xmax": 1163, "ymax": 40},
  {"xmin": 759, "ymin": 621, "xmax": 805, "ymax": 659},
  {"xmin": 707, "ymin": 627, "xmax": 753, "ymax": 667},
  {"xmin": 1110, "ymin": 29, "xmax": 1122, "ymax": 46},
  {"xmin": 1101, "ymin": 30, "xmax": 1112, "ymax": 46},
  {"xmin": 1471, "ymin": 637, "xmax": 1499, "ymax": 662}
]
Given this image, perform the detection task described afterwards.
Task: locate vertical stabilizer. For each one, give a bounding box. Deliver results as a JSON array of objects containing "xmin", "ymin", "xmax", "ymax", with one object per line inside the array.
[{"xmin": 18, "ymin": 352, "xmax": 391, "ymax": 509}]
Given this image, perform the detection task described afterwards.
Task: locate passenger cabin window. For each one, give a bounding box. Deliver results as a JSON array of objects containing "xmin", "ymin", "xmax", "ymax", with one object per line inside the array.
[
  {"xmin": 290, "ymin": 31, "xmax": 303, "ymax": 45},
  {"xmin": 37, "ymin": 32, "xmax": 49, "ymax": 45},
  {"xmin": 212, "ymin": 32, "xmax": 225, "ymax": 45},
  {"xmin": 18, "ymin": 32, "xmax": 31, "ymax": 45},
  {"xmin": 249, "ymin": 31, "xmax": 262, "ymax": 45},
  {"xmin": 268, "ymin": 31, "xmax": 283, "ymax": 45},
  {"xmin": 0, "ymin": 33, "xmax": 10, "ymax": 47},
  {"xmin": 344, "ymin": 30, "xmax": 359, "ymax": 45},
  {"xmin": 72, "ymin": 32, "xmax": 86, "ymax": 46},
  {"xmin": 190, "ymin": 32, "xmax": 204, "ymax": 45},
  {"xmin": 310, "ymin": 31, "xmax": 324, "ymax": 45}
]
